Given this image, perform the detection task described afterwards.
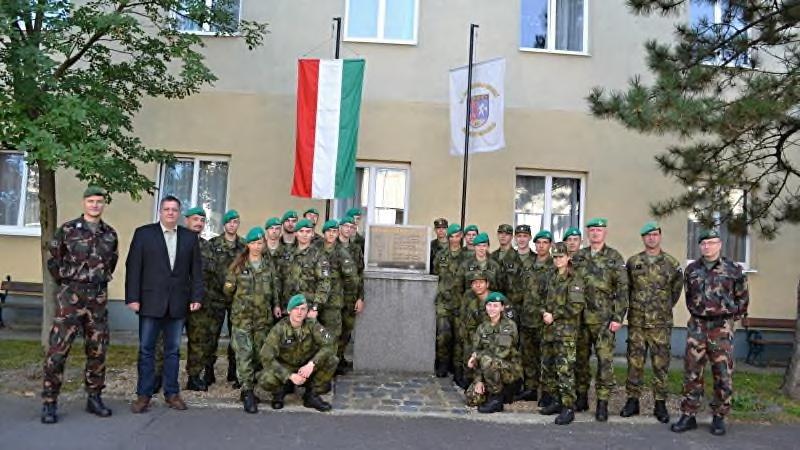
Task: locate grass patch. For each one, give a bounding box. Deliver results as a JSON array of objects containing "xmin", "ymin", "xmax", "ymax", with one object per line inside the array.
[{"xmin": 0, "ymin": 339, "xmax": 139, "ymax": 371}]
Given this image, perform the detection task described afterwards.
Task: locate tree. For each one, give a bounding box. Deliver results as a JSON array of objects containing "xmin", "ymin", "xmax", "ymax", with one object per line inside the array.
[
  {"xmin": 587, "ymin": 0, "xmax": 800, "ymax": 400},
  {"xmin": 0, "ymin": 1, "xmax": 267, "ymax": 346}
]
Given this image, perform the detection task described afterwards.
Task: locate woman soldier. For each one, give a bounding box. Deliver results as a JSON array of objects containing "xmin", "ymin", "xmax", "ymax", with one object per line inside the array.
[{"xmin": 223, "ymin": 227, "xmax": 279, "ymax": 414}]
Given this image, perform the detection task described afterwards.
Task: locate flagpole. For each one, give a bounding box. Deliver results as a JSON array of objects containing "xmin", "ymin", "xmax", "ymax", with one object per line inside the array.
[
  {"xmin": 325, "ymin": 17, "xmax": 343, "ymax": 222},
  {"xmin": 460, "ymin": 24, "xmax": 478, "ymax": 230}
]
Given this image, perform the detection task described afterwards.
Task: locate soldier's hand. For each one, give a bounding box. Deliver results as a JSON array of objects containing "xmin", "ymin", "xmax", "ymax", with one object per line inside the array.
[
  {"xmin": 609, "ymin": 321, "xmax": 622, "ymax": 332},
  {"xmin": 289, "ymin": 373, "xmax": 307, "ymax": 386},
  {"xmin": 467, "ymin": 354, "xmax": 477, "ymax": 369},
  {"xmin": 308, "ymin": 309, "xmax": 318, "ymax": 319},
  {"xmin": 474, "ymin": 381, "xmax": 485, "ymax": 395},
  {"xmin": 543, "ymin": 312, "xmax": 553, "ymax": 325},
  {"xmin": 298, "ymin": 361, "xmax": 315, "ymax": 378},
  {"xmin": 273, "ymin": 306, "xmax": 283, "ymax": 319},
  {"xmin": 354, "ymin": 299, "xmax": 365, "ymax": 314},
  {"xmin": 127, "ymin": 302, "xmax": 140, "ymax": 313},
  {"xmin": 189, "ymin": 302, "xmax": 202, "ymax": 312}
]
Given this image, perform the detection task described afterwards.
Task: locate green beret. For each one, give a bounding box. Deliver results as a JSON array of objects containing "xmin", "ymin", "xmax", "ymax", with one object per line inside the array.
[
  {"xmin": 472, "ymin": 232, "xmax": 490, "ymax": 246},
  {"xmin": 484, "ymin": 291, "xmax": 507, "ymax": 304},
  {"xmin": 563, "ymin": 227, "xmax": 582, "ymax": 239},
  {"xmin": 551, "ymin": 242, "xmax": 568, "ymax": 256},
  {"xmin": 295, "ymin": 218, "xmax": 314, "ymax": 231},
  {"xmin": 698, "ymin": 228, "xmax": 720, "ymax": 243},
  {"xmin": 245, "ymin": 226, "xmax": 264, "ymax": 243},
  {"xmin": 264, "ymin": 217, "xmax": 281, "ymax": 229},
  {"xmin": 287, "ymin": 294, "xmax": 307, "ymax": 311},
  {"xmin": 464, "ymin": 224, "xmax": 479, "ymax": 234},
  {"xmin": 345, "ymin": 207, "xmax": 363, "ymax": 217},
  {"xmin": 586, "ymin": 217, "xmax": 608, "ymax": 228},
  {"xmin": 433, "ymin": 218, "xmax": 448, "ymax": 228},
  {"xmin": 183, "ymin": 206, "xmax": 206, "ymax": 218},
  {"xmin": 222, "ymin": 209, "xmax": 239, "ymax": 224},
  {"xmin": 83, "ymin": 186, "xmax": 107, "ymax": 198},
  {"xmin": 534, "ymin": 230, "xmax": 553, "ymax": 242},
  {"xmin": 640, "ymin": 221, "xmax": 661, "ymax": 236},
  {"xmin": 322, "ymin": 219, "xmax": 339, "ymax": 232},
  {"xmin": 304, "ymin": 207, "xmax": 320, "ymax": 216},
  {"xmin": 339, "ymin": 216, "xmax": 355, "ymax": 225},
  {"xmin": 497, "ymin": 224, "xmax": 513, "ymax": 234},
  {"xmin": 515, "ymin": 224, "xmax": 531, "ymax": 235},
  {"xmin": 446, "ymin": 224, "xmax": 462, "ymax": 237},
  {"xmin": 466, "ymin": 270, "xmax": 488, "ymax": 282},
  {"xmin": 281, "ymin": 210, "xmax": 298, "ymax": 222}
]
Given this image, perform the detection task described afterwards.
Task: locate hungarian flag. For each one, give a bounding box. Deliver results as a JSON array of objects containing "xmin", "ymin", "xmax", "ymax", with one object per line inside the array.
[{"xmin": 291, "ymin": 58, "xmax": 366, "ymax": 199}]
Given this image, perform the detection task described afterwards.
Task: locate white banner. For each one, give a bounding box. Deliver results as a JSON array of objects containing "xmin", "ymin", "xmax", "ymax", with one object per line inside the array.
[{"xmin": 449, "ymin": 57, "xmax": 505, "ymax": 155}]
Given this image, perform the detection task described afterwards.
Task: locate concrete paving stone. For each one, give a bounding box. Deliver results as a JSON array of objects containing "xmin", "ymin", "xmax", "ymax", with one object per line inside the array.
[
  {"xmin": 403, "ymin": 400, "xmax": 423, "ymax": 406},
  {"xmin": 381, "ymin": 399, "xmax": 402, "ymax": 406},
  {"xmin": 398, "ymin": 405, "xmax": 419, "ymax": 412}
]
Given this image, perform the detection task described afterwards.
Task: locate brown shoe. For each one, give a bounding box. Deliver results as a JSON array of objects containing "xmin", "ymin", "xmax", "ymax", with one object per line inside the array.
[
  {"xmin": 131, "ymin": 396, "xmax": 150, "ymax": 414},
  {"xmin": 165, "ymin": 394, "xmax": 187, "ymax": 410}
]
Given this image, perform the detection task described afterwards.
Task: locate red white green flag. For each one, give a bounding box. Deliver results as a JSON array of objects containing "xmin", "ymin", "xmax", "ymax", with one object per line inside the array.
[{"xmin": 291, "ymin": 58, "xmax": 366, "ymax": 199}]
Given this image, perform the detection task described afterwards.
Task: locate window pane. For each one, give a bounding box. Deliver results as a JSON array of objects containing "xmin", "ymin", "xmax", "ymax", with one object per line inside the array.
[
  {"xmin": 23, "ymin": 162, "xmax": 40, "ymax": 227},
  {"xmin": 334, "ymin": 167, "xmax": 368, "ymax": 220},
  {"xmin": 0, "ymin": 153, "xmax": 23, "ymax": 226},
  {"xmin": 384, "ymin": 0, "xmax": 415, "ymax": 40},
  {"xmin": 160, "ymin": 159, "xmax": 195, "ymax": 211},
  {"xmin": 177, "ymin": 0, "xmax": 204, "ymax": 32},
  {"xmin": 551, "ymin": 177, "xmax": 580, "ymax": 241},
  {"xmin": 211, "ymin": 0, "xmax": 241, "ymax": 32},
  {"xmin": 515, "ymin": 175, "xmax": 545, "ymax": 234},
  {"xmin": 520, "ymin": 0, "xmax": 548, "ymax": 49},
  {"xmin": 689, "ymin": 0, "xmax": 715, "ymax": 26},
  {"xmin": 374, "ymin": 168, "xmax": 406, "ymax": 225},
  {"xmin": 197, "ymin": 160, "xmax": 229, "ymax": 238},
  {"xmin": 555, "ymin": 0, "xmax": 583, "ymax": 52},
  {"xmin": 347, "ymin": 0, "xmax": 379, "ymax": 38}
]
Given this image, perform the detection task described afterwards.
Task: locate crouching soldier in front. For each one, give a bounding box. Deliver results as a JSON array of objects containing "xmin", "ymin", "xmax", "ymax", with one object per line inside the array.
[
  {"xmin": 257, "ymin": 294, "xmax": 338, "ymax": 412},
  {"xmin": 465, "ymin": 292, "xmax": 522, "ymax": 414}
]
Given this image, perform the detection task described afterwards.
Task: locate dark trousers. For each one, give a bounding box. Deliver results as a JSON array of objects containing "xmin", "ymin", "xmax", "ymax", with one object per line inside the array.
[{"xmin": 137, "ymin": 316, "xmax": 184, "ymax": 397}]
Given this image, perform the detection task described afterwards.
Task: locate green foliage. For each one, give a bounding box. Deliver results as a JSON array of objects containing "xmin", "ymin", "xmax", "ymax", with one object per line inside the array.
[
  {"xmin": 0, "ymin": 0, "xmax": 268, "ymax": 199},
  {"xmin": 588, "ymin": 0, "xmax": 800, "ymax": 239}
]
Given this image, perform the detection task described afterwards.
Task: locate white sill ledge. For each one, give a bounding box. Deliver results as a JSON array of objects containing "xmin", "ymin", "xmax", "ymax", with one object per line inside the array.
[{"xmin": 519, "ymin": 47, "xmax": 590, "ymax": 57}]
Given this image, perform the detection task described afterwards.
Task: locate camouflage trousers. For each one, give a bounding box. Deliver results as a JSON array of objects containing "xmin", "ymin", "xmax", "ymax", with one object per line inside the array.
[
  {"xmin": 626, "ymin": 326, "xmax": 672, "ymax": 400},
  {"xmin": 186, "ymin": 303, "xmax": 224, "ymax": 377},
  {"xmin": 317, "ymin": 305, "xmax": 342, "ymax": 355},
  {"xmin": 542, "ymin": 339, "xmax": 577, "ymax": 407},
  {"xmin": 575, "ymin": 322, "xmax": 616, "ymax": 400},
  {"xmin": 435, "ymin": 298, "xmax": 456, "ymax": 371},
  {"xmin": 257, "ymin": 354, "xmax": 338, "ymax": 396},
  {"xmin": 680, "ymin": 316, "xmax": 735, "ymax": 417},
  {"xmin": 207, "ymin": 302, "xmax": 235, "ymax": 370},
  {"xmin": 230, "ymin": 326, "xmax": 269, "ymax": 391},
  {"xmin": 42, "ymin": 283, "xmax": 110, "ymax": 403},
  {"xmin": 519, "ymin": 326, "xmax": 542, "ymax": 392},
  {"xmin": 464, "ymin": 355, "xmax": 523, "ymax": 406},
  {"xmin": 338, "ymin": 295, "xmax": 358, "ymax": 361}
]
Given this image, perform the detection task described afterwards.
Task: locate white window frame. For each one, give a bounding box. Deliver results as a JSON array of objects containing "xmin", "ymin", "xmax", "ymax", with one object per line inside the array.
[
  {"xmin": 175, "ymin": 0, "xmax": 242, "ymax": 36},
  {"xmin": 519, "ymin": 0, "xmax": 590, "ymax": 57},
  {"xmin": 335, "ymin": 161, "xmax": 411, "ymax": 226},
  {"xmin": 0, "ymin": 150, "xmax": 40, "ymax": 237},
  {"xmin": 513, "ymin": 169, "xmax": 586, "ymax": 239},
  {"xmin": 689, "ymin": 0, "xmax": 750, "ymax": 67},
  {"xmin": 344, "ymin": 0, "xmax": 420, "ymax": 46}
]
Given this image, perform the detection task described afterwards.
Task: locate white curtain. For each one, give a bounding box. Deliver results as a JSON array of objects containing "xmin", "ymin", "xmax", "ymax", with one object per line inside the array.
[{"xmin": 555, "ymin": 0, "xmax": 584, "ymax": 52}]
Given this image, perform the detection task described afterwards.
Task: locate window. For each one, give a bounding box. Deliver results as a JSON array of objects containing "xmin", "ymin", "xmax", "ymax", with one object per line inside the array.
[
  {"xmin": 156, "ymin": 155, "xmax": 229, "ymax": 239},
  {"xmin": 515, "ymin": 171, "xmax": 584, "ymax": 242},
  {"xmin": 176, "ymin": 0, "xmax": 241, "ymax": 34},
  {"xmin": 687, "ymin": 189, "xmax": 750, "ymax": 267},
  {"xmin": 334, "ymin": 163, "xmax": 410, "ymax": 226},
  {"xmin": 520, "ymin": 0, "xmax": 588, "ymax": 54},
  {"xmin": 689, "ymin": 0, "xmax": 750, "ymax": 66},
  {"xmin": 345, "ymin": 0, "xmax": 419, "ymax": 45},
  {"xmin": 0, "ymin": 151, "xmax": 40, "ymax": 236}
]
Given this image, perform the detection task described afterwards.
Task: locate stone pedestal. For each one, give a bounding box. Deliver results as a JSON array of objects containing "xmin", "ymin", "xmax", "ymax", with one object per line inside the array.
[{"xmin": 353, "ymin": 271, "xmax": 437, "ymax": 373}]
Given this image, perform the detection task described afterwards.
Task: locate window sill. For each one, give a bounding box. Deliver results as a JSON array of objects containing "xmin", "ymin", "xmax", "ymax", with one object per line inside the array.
[
  {"xmin": 344, "ymin": 37, "xmax": 417, "ymax": 46},
  {"xmin": 519, "ymin": 47, "xmax": 590, "ymax": 57},
  {"xmin": 0, "ymin": 226, "xmax": 41, "ymax": 237},
  {"xmin": 177, "ymin": 29, "xmax": 241, "ymax": 37}
]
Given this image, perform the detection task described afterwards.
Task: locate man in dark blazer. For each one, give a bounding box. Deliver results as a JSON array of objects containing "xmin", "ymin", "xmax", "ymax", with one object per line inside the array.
[{"xmin": 125, "ymin": 195, "xmax": 203, "ymax": 413}]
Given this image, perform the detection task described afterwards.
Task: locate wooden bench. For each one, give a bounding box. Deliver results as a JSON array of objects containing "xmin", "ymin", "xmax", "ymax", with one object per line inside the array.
[
  {"xmin": 0, "ymin": 275, "xmax": 44, "ymax": 328},
  {"xmin": 742, "ymin": 317, "xmax": 796, "ymax": 366}
]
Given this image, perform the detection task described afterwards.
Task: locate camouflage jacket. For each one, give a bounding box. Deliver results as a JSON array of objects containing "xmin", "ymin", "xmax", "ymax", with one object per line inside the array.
[
  {"xmin": 573, "ymin": 245, "xmax": 629, "ymax": 325},
  {"xmin": 430, "ymin": 238, "xmax": 448, "ymax": 275},
  {"xmin": 541, "ymin": 270, "xmax": 585, "ymax": 341},
  {"xmin": 282, "ymin": 244, "xmax": 332, "ymax": 310},
  {"xmin": 319, "ymin": 241, "xmax": 358, "ymax": 308},
  {"xmin": 203, "ymin": 234, "xmax": 245, "ymax": 304},
  {"xmin": 457, "ymin": 255, "xmax": 501, "ymax": 300},
  {"xmin": 490, "ymin": 247, "xmax": 521, "ymax": 300},
  {"xmin": 470, "ymin": 317, "xmax": 522, "ymax": 379},
  {"xmin": 434, "ymin": 247, "xmax": 467, "ymax": 309},
  {"xmin": 223, "ymin": 258, "xmax": 278, "ymax": 330},
  {"xmin": 47, "ymin": 216, "xmax": 118, "ymax": 286},
  {"xmin": 264, "ymin": 241, "xmax": 283, "ymax": 267},
  {"xmin": 626, "ymin": 251, "xmax": 683, "ymax": 328},
  {"xmin": 519, "ymin": 256, "xmax": 554, "ymax": 328},
  {"xmin": 352, "ymin": 232, "xmax": 365, "ymax": 256},
  {"xmin": 338, "ymin": 238, "xmax": 365, "ymax": 299},
  {"xmin": 684, "ymin": 257, "xmax": 749, "ymax": 319},
  {"xmin": 460, "ymin": 290, "xmax": 487, "ymax": 342},
  {"xmin": 259, "ymin": 317, "xmax": 336, "ymax": 379}
]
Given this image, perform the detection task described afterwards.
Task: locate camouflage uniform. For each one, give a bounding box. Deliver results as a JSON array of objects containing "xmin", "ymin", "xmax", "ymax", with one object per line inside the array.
[
  {"xmin": 541, "ymin": 269, "xmax": 585, "ymax": 407},
  {"xmin": 283, "ymin": 244, "xmax": 333, "ymax": 333},
  {"xmin": 319, "ymin": 241, "xmax": 358, "ymax": 353},
  {"xmin": 455, "ymin": 255, "xmax": 501, "ymax": 373},
  {"xmin": 519, "ymin": 256, "xmax": 553, "ymax": 395},
  {"xmin": 490, "ymin": 247, "xmax": 522, "ymax": 307},
  {"xmin": 465, "ymin": 317, "xmax": 523, "ymax": 406},
  {"xmin": 223, "ymin": 258, "xmax": 279, "ymax": 391},
  {"xmin": 430, "ymin": 238, "xmax": 448, "ymax": 275},
  {"xmin": 43, "ymin": 217, "xmax": 118, "ymax": 403},
  {"xmin": 680, "ymin": 257, "xmax": 748, "ymax": 417},
  {"xmin": 458, "ymin": 289, "xmax": 487, "ymax": 379},
  {"xmin": 625, "ymin": 251, "xmax": 683, "ymax": 401},
  {"xmin": 257, "ymin": 317, "xmax": 338, "ymax": 396},
  {"xmin": 433, "ymin": 247, "xmax": 466, "ymax": 371},
  {"xmin": 573, "ymin": 245, "xmax": 629, "ymax": 401},
  {"xmin": 338, "ymin": 238, "xmax": 365, "ymax": 361},
  {"xmin": 352, "ymin": 232, "xmax": 365, "ymax": 257}
]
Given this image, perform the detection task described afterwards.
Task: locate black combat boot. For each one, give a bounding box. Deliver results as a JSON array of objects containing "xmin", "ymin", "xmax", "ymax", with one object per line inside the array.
[
  {"xmin": 303, "ymin": 392, "xmax": 332, "ymax": 412},
  {"xmin": 453, "ymin": 366, "xmax": 468, "ymax": 389},
  {"xmin": 435, "ymin": 360, "xmax": 449, "ymax": 378},
  {"xmin": 654, "ymin": 400, "xmax": 670, "ymax": 424},
  {"xmin": 186, "ymin": 375, "xmax": 208, "ymax": 391},
  {"xmin": 502, "ymin": 381, "xmax": 521, "ymax": 404},
  {"xmin": 514, "ymin": 389, "xmax": 538, "ymax": 402},
  {"xmin": 555, "ymin": 406, "xmax": 575, "ymax": 425},
  {"xmin": 242, "ymin": 390, "xmax": 258, "ymax": 414},
  {"xmin": 86, "ymin": 393, "xmax": 112, "ymax": 417},
  {"xmin": 271, "ymin": 389, "xmax": 286, "ymax": 410},
  {"xmin": 538, "ymin": 391, "xmax": 554, "ymax": 408},
  {"xmin": 670, "ymin": 414, "xmax": 698, "ymax": 433},
  {"xmin": 620, "ymin": 397, "xmax": 640, "ymax": 417},
  {"xmin": 203, "ymin": 364, "xmax": 216, "ymax": 387},
  {"xmin": 574, "ymin": 392, "xmax": 589, "ymax": 412},
  {"xmin": 477, "ymin": 395, "xmax": 504, "ymax": 414},
  {"xmin": 41, "ymin": 402, "xmax": 58, "ymax": 424},
  {"xmin": 539, "ymin": 401, "xmax": 562, "ymax": 415},
  {"xmin": 710, "ymin": 415, "xmax": 726, "ymax": 436},
  {"xmin": 336, "ymin": 359, "xmax": 351, "ymax": 376},
  {"xmin": 152, "ymin": 373, "xmax": 163, "ymax": 396},
  {"xmin": 595, "ymin": 400, "xmax": 609, "ymax": 422},
  {"xmin": 226, "ymin": 361, "xmax": 238, "ymax": 383}
]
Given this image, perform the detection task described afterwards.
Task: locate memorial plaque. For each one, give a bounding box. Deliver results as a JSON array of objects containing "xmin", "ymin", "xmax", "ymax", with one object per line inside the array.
[{"xmin": 365, "ymin": 225, "xmax": 430, "ymax": 273}]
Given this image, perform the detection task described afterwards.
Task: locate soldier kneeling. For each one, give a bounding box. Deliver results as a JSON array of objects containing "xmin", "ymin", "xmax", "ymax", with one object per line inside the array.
[
  {"xmin": 464, "ymin": 292, "xmax": 523, "ymax": 414},
  {"xmin": 256, "ymin": 294, "xmax": 339, "ymax": 412}
]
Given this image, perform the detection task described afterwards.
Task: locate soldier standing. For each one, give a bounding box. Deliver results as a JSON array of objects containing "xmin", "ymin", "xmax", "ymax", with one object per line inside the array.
[
  {"xmin": 263, "ymin": 217, "xmax": 283, "ymax": 266},
  {"xmin": 573, "ymin": 218, "xmax": 628, "ymax": 421},
  {"xmin": 430, "ymin": 218, "xmax": 449, "ymax": 274},
  {"xmin": 336, "ymin": 216, "xmax": 365, "ymax": 373},
  {"xmin": 41, "ymin": 187, "xmax": 118, "ymax": 424},
  {"xmin": 345, "ymin": 207, "xmax": 365, "ymax": 254},
  {"xmin": 490, "ymin": 224, "xmax": 519, "ymax": 301},
  {"xmin": 563, "ymin": 227, "xmax": 582, "ymax": 257},
  {"xmin": 671, "ymin": 229, "xmax": 749, "ymax": 436},
  {"xmin": 282, "ymin": 219, "xmax": 333, "ymax": 327},
  {"xmin": 304, "ymin": 207, "xmax": 323, "ymax": 242},
  {"xmin": 620, "ymin": 222, "xmax": 682, "ymax": 423},
  {"xmin": 459, "ymin": 271, "xmax": 491, "ymax": 387},
  {"xmin": 257, "ymin": 294, "xmax": 338, "ymax": 412},
  {"xmin": 318, "ymin": 219, "xmax": 358, "ymax": 355},
  {"xmin": 279, "ymin": 210, "xmax": 299, "ymax": 248},
  {"xmin": 183, "ymin": 206, "xmax": 212, "ymax": 391},
  {"xmin": 463, "ymin": 224, "xmax": 479, "ymax": 252},
  {"xmin": 433, "ymin": 224, "xmax": 466, "ymax": 378}
]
